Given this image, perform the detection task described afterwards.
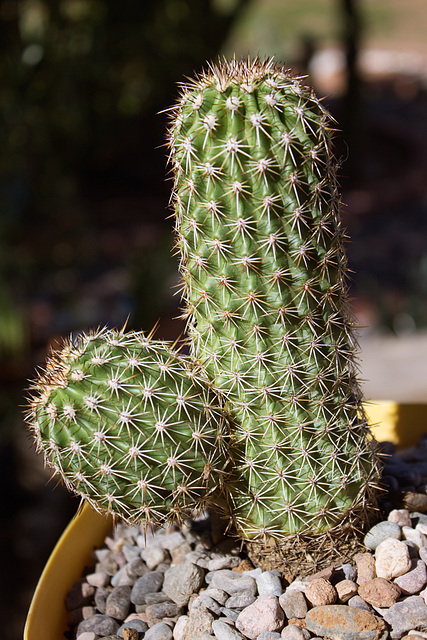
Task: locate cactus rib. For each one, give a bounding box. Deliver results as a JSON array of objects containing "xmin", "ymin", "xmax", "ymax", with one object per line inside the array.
[
  {"xmin": 27, "ymin": 327, "xmax": 231, "ymax": 526},
  {"xmin": 168, "ymin": 57, "xmax": 381, "ymax": 540}
]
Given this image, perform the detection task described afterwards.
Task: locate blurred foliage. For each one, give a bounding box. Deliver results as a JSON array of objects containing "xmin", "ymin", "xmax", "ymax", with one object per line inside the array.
[
  {"xmin": 0, "ymin": 0, "xmax": 249, "ymax": 207},
  {"xmin": 0, "ymin": 0, "xmax": 249, "ymax": 442}
]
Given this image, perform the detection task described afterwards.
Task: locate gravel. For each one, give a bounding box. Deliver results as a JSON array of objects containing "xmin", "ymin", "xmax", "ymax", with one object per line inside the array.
[{"xmin": 65, "ymin": 435, "xmax": 427, "ymax": 640}]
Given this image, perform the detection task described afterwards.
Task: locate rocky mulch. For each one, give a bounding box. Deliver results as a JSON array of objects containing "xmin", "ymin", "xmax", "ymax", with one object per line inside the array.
[{"xmin": 65, "ymin": 436, "xmax": 427, "ymax": 640}]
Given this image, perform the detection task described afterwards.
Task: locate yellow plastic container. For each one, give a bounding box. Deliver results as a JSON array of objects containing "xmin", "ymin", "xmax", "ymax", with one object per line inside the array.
[{"xmin": 24, "ymin": 401, "xmax": 427, "ymax": 640}]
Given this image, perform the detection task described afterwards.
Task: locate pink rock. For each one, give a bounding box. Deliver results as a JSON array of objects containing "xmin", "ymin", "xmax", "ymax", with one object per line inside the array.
[
  {"xmin": 304, "ymin": 578, "xmax": 337, "ymax": 607},
  {"xmin": 235, "ymin": 595, "xmax": 285, "ymax": 640},
  {"xmin": 394, "ymin": 560, "xmax": 427, "ymax": 595},
  {"xmin": 388, "ymin": 509, "xmax": 411, "ymax": 528}
]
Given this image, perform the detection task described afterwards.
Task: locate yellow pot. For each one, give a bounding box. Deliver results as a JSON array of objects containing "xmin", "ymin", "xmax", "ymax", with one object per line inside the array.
[{"xmin": 24, "ymin": 401, "xmax": 427, "ymax": 640}]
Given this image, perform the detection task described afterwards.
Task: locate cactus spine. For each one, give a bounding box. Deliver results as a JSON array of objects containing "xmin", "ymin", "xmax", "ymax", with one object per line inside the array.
[
  {"xmin": 168, "ymin": 57, "xmax": 380, "ymax": 541},
  {"xmin": 28, "ymin": 328, "xmax": 230, "ymax": 526},
  {"xmin": 26, "ymin": 58, "xmax": 381, "ymax": 561}
]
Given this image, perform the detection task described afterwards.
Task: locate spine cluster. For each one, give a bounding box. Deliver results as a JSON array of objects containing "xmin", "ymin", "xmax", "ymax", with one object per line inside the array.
[
  {"xmin": 27, "ymin": 58, "xmax": 381, "ymax": 546},
  {"xmin": 168, "ymin": 57, "xmax": 380, "ymax": 539},
  {"xmin": 27, "ymin": 328, "xmax": 230, "ymax": 526}
]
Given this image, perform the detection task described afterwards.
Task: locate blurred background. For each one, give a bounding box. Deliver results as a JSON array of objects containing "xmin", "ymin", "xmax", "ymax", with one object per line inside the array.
[{"xmin": 2, "ymin": 1, "xmax": 427, "ymax": 637}]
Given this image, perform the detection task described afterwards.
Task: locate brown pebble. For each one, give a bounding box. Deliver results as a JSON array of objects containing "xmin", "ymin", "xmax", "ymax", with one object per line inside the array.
[
  {"xmin": 400, "ymin": 491, "xmax": 427, "ymax": 512},
  {"xmin": 122, "ymin": 629, "xmax": 138, "ymax": 640},
  {"xmin": 335, "ymin": 579, "xmax": 358, "ymax": 603},
  {"xmin": 358, "ymin": 577, "xmax": 401, "ymax": 608},
  {"xmin": 304, "ymin": 578, "xmax": 337, "ymax": 607},
  {"xmin": 354, "ymin": 552, "xmax": 376, "ymax": 585},
  {"xmin": 304, "ymin": 566, "xmax": 335, "ymax": 582},
  {"xmin": 233, "ymin": 559, "xmax": 254, "ymax": 573},
  {"xmin": 288, "ymin": 618, "xmax": 307, "ymax": 628}
]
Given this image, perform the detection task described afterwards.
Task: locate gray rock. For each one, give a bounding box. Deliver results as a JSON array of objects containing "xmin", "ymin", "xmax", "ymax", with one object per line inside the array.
[
  {"xmin": 204, "ymin": 588, "xmax": 229, "ymax": 605},
  {"xmin": 219, "ymin": 607, "xmax": 239, "ymax": 621},
  {"xmin": 122, "ymin": 544, "xmax": 142, "ymax": 563},
  {"xmin": 111, "ymin": 566, "xmax": 134, "ymax": 587},
  {"xmin": 243, "ymin": 568, "xmax": 262, "ymax": 578},
  {"xmin": 347, "ymin": 595, "xmax": 374, "ymax": 612},
  {"xmin": 256, "ymin": 633, "xmax": 281, "ymax": 640},
  {"xmin": 382, "ymin": 595, "xmax": 427, "ymax": 639},
  {"xmin": 117, "ymin": 618, "xmax": 149, "ymax": 637},
  {"xmin": 94, "ymin": 586, "xmax": 111, "ymax": 614},
  {"xmin": 207, "ymin": 570, "xmax": 257, "ymax": 597},
  {"xmin": 256, "ymin": 572, "xmax": 282, "ymax": 597},
  {"xmin": 279, "ymin": 590, "xmax": 308, "ymax": 619},
  {"xmin": 211, "ymin": 619, "xmax": 246, "ymax": 640},
  {"xmin": 306, "ymin": 605, "xmax": 388, "ymax": 640},
  {"xmin": 77, "ymin": 614, "xmax": 120, "ymax": 636},
  {"xmin": 144, "ymin": 622, "xmax": 174, "ymax": 640},
  {"xmin": 96, "ymin": 555, "xmax": 119, "ymax": 577},
  {"xmin": 156, "ymin": 562, "xmax": 172, "ymax": 574},
  {"xmin": 66, "ymin": 579, "xmax": 96, "ymax": 610},
  {"xmin": 145, "ymin": 592, "xmax": 173, "ymax": 605},
  {"xmin": 364, "ymin": 521, "xmax": 401, "ymax": 550},
  {"xmin": 126, "ymin": 558, "xmax": 149, "ymax": 579},
  {"xmin": 105, "ymin": 586, "xmax": 132, "ymax": 620},
  {"xmin": 163, "ymin": 562, "xmax": 205, "ymax": 606},
  {"xmin": 146, "ymin": 601, "xmax": 184, "ymax": 625},
  {"xmin": 411, "ymin": 513, "xmax": 427, "ymax": 526},
  {"xmin": 160, "ymin": 532, "xmax": 186, "ymax": 551},
  {"xmin": 130, "ymin": 571, "xmax": 164, "ymax": 605},
  {"xmin": 225, "ymin": 590, "xmax": 257, "ymax": 609},
  {"xmin": 191, "ymin": 594, "xmax": 222, "ymax": 615},
  {"xmin": 337, "ymin": 563, "xmax": 357, "ymax": 582}
]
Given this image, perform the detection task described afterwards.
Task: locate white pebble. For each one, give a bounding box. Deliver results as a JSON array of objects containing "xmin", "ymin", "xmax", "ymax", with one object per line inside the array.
[
  {"xmin": 402, "ymin": 526, "xmax": 427, "ymax": 550},
  {"xmin": 173, "ymin": 615, "xmax": 189, "ymax": 640},
  {"xmin": 375, "ymin": 538, "xmax": 412, "ymax": 580}
]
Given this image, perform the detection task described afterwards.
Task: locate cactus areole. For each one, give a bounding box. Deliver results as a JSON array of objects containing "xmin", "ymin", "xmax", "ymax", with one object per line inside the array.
[
  {"xmin": 28, "ymin": 58, "xmax": 381, "ymax": 569},
  {"xmin": 168, "ymin": 57, "xmax": 380, "ymax": 542}
]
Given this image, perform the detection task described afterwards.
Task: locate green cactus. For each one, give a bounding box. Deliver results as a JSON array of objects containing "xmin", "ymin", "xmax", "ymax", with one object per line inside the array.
[
  {"xmin": 27, "ymin": 328, "xmax": 231, "ymax": 526},
  {"xmin": 27, "ymin": 58, "xmax": 381, "ymax": 562},
  {"xmin": 168, "ymin": 57, "xmax": 381, "ymax": 541}
]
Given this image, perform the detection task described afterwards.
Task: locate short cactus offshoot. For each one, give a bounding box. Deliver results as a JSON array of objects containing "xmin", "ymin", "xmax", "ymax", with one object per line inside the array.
[
  {"xmin": 27, "ymin": 57, "xmax": 382, "ymax": 569},
  {"xmin": 168, "ymin": 57, "xmax": 381, "ymax": 545},
  {"xmin": 27, "ymin": 328, "xmax": 231, "ymax": 527}
]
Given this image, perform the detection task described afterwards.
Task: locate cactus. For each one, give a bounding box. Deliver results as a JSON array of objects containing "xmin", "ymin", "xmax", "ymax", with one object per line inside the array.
[
  {"xmin": 168, "ymin": 57, "xmax": 381, "ymax": 542},
  {"xmin": 27, "ymin": 58, "xmax": 381, "ymax": 566},
  {"xmin": 27, "ymin": 328, "xmax": 231, "ymax": 526}
]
